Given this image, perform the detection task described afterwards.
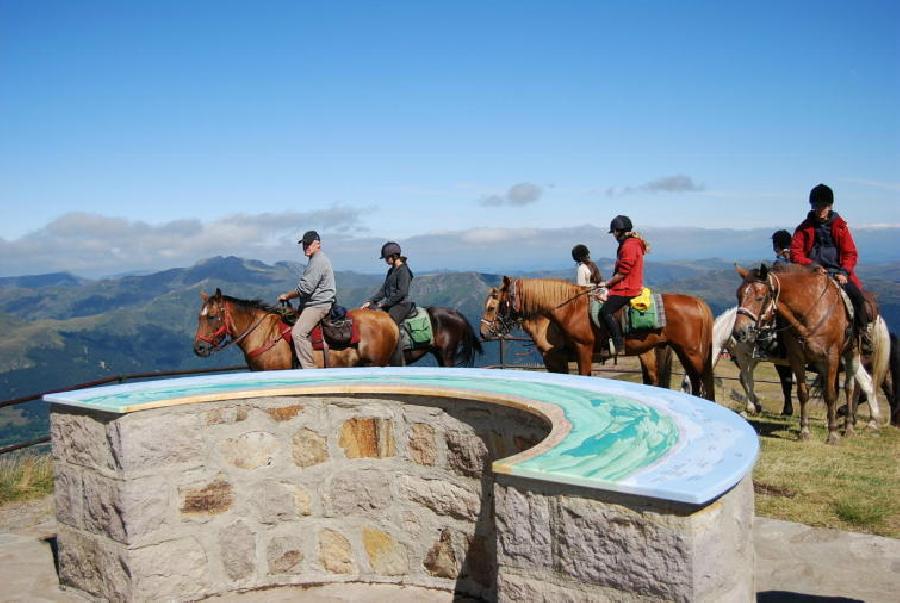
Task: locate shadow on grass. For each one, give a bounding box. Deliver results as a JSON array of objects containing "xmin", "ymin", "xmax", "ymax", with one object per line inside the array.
[{"xmin": 747, "ymin": 416, "xmax": 797, "ymax": 440}]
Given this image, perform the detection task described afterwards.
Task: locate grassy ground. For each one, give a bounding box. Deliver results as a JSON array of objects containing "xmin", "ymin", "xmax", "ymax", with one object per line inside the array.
[
  {"xmin": 0, "ymin": 453, "xmax": 53, "ymax": 506},
  {"xmin": 1, "ymin": 358, "xmax": 897, "ymax": 539}
]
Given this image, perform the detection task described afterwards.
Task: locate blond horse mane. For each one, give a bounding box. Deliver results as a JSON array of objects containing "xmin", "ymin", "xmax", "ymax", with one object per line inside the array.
[{"xmin": 513, "ymin": 278, "xmax": 584, "ymax": 316}]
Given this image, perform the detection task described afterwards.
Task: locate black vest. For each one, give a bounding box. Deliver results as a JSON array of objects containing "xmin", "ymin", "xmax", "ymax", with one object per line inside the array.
[{"xmin": 809, "ymin": 213, "xmax": 841, "ymax": 271}]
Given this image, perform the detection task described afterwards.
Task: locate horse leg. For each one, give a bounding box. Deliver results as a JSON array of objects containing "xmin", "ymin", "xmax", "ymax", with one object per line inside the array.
[
  {"xmin": 639, "ymin": 349, "xmax": 658, "ymax": 386},
  {"xmin": 823, "ymin": 358, "xmax": 841, "ymax": 444},
  {"xmin": 775, "ymin": 364, "xmax": 793, "ymax": 416},
  {"xmin": 791, "ymin": 358, "xmax": 811, "ymax": 440},
  {"xmin": 734, "ymin": 347, "xmax": 759, "ymax": 414},
  {"xmin": 543, "ymin": 349, "xmax": 570, "ymax": 374},
  {"xmin": 574, "ymin": 342, "xmax": 593, "ymax": 376},
  {"xmin": 674, "ymin": 348, "xmax": 703, "ymax": 398}
]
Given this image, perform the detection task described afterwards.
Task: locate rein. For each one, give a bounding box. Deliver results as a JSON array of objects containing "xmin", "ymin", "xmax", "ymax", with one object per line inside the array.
[{"xmin": 198, "ymin": 301, "xmax": 272, "ymax": 355}]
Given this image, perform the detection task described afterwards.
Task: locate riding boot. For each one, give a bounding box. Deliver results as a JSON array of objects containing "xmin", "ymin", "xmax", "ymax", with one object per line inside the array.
[
  {"xmin": 390, "ymin": 342, "xmax": 406, "ymax": 367},
  {"xmin": 603, "ymin": 315, "xmax": 625, "ymax": 357}
]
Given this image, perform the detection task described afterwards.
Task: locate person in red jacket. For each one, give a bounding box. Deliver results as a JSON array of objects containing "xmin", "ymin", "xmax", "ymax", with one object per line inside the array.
[
  {"xmin": 790, "ymin": 183, "xmax": 870, "ymax": 349},
  {"xmin": 598, "ymin": 215, "xmax": 649, "ymax": 354}
]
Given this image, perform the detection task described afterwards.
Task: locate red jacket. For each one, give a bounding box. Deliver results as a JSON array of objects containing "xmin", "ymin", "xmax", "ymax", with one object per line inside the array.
[
  {"xmin": 790, "ymin": 211, "xmax": 862, "ymax": 288},
  {"xmin": 610, "ymin": 236, "xmax": 646, "ymax": 297}
]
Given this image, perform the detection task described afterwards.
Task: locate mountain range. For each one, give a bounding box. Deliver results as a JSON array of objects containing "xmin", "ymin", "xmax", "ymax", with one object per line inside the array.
[{"xmin": 1, "ymin": 255, "xmax": 897, "ymax": 448}]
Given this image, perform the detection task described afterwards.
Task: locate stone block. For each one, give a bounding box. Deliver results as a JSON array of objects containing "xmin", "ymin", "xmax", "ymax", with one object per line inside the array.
[
  {"xmin": 363, "ymin": 527, "xmax": 408, "ymax": 575},
  {"xmin": 219, "ymin": 431, "xmax": 280, "ymax": 470},
  {"xmin": 398, "ymin": 475, "xmax": 481, "ymax": 520},
  {"xmin": 57, "ymin": 524, "xmax": 131, "ymax": 600},
  {"xmin": 82, "ymin": 472, "xmax": 170, "ymax": 544},
  {"xmin": 53, "ymin": 463, "xmax": 83, "ymax": 528},
  {"xmin": 446, "ymin": 429, "xmax": 488, "ymax": 478},
  {"xmin": 258, "ymin": 481, "xmax": 307, "ymax": 524},
  {"xmin": 107, "ymin": 411, "xmax": 203, "ymax": 472},
  {"xmin": 423, "ymin": 529, "xmax": 458, "ymax": 579},
  {"xmin": 268, "ymin": 535, "xmax": 305, "ymax": 574},
  {"xmin": 318, "ymin": 529, "xmax": 354, "ymax": 574},
  {"xmin": 291, "ymin": 428, "xmax": 328, "ymax": 468},
  {"xmin": 206, "ymin": 406, "xmax": 249, "ymax": 425},
  {"xmin": 408, "ymin": 423, "xmax": 437, "ymax": 466},
  {"xmin": 265, "ymin": 404, "xmax": 304, "ymax": 422},
  {"xmin": 130, "ymin": 536, "xmax": 210, "ymax": 599},
  {"xmin": 219, "ymin": 520, "xmax": 256, "ymax": 581},
  {"xmin": 180, "ymin": 477, "xmax": 233, "ymax": 517},
  {"xmin": 328, "ymin": 469, "xmax": 392, "ymax": 517},
  {"xmin": 50, "ymin": 410, "xmax": 115, "ymax": 470},
  {"xmin": 493, "ymin": 482, "xmax": 552, "ymax": 570},
  {"xmin": 339, "ymin": 417, "xmax": 396, "ymax": 458}
]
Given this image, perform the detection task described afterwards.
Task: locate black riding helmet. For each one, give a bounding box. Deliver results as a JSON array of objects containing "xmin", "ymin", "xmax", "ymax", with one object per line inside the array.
[
  {"xmin": 380, "ymin": 241, "xmax": 402, "ymax": 259},
  {"xmin": 609, "ymin": 215, "xmax": 632, "ymax": 233},
  {"xmin": 809, "ymin": 183, "xmax": 834, "ymax": 207},
  {"xmin": 771, "ymin": 230, "xmax": 792, "ymax": 251},
  {"xmin": 572, "ymin": 244, "xmax": 590, "ymax": 262}
]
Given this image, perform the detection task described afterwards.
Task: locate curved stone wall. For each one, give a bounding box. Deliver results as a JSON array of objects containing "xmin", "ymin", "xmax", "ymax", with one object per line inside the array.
[{"xmin": 48, "ymin": 368, "xmax": 757, "ymax": 601}]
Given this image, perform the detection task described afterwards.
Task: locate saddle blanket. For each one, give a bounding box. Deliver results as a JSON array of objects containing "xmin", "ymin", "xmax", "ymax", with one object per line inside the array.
[
  {"xmin": 311, "ymin": 320, "xmax": 360, "ymax": 351},
  {"xmin": 590, "ymin": 294, "xmax": 666, "ymax": 334},
  {"xmin": 400, "ymin": 307, "xmax": 433, "ymax": 350}
]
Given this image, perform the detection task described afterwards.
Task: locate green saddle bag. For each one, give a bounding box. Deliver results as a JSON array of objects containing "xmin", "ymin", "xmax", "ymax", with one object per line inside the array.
[{"xmin": 402, "ymin": 307, "xmax": 433, "ymax": 349}]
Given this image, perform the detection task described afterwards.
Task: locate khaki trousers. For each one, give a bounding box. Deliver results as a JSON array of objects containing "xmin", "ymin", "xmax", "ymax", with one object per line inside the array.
[{"xmin": 291, "ymin": 304, "xmax": 331, "ymax": 369}]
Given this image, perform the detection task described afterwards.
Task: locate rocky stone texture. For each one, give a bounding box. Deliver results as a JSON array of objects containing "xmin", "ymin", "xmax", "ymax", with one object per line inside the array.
[
  {"xmin": 338, "ymin": 417, "xmax": 396, "ymax": 458},
  {"xmin": 318, "ymin": 529, "xmax": 354, "ymax": 574},
  {"xmin": 291, "ymin": 428, "xmax": 328, "ymax": 468},
  {"xmin": 51, "ymin": 393, "xmax": 750, "ymax": 603},
  {"xmin": 362, "ymin": 527, "xmax": 408, "ymax": 575}
]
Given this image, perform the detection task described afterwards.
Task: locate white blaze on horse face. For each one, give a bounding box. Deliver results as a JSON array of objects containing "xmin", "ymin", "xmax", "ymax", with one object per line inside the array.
[{"xmin": 201, "ymin": 305, "xmax": 208, "ymax": 317}]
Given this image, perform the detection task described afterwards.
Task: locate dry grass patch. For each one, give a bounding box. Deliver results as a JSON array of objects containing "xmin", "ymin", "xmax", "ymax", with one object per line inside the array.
[{"xmin": 0, "ymin": 453, "xmax": 53, "ymax": 506}]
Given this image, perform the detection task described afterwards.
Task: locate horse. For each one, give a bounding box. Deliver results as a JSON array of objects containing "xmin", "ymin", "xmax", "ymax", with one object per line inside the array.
[
  {"xmin": 193, "ymin": 289, "xmax": 398, "ymax": 369},
  {"xmin": 733, "ymin": 264, "xmax": 867, "ymax": 443},
  {"xmin": 684, "ymin": 307, "xmax": 888, "ymax": 426},
  {"xmin": 484, "ymin": 278, "xmax": 715, "ymax": 400},
  {"xmin": 404, "ymin": 307, "xmax": 483, "ymax": 367},
  {"xmin": 480, "ymin": 287, "xmax": 674, "ymax": 387}
]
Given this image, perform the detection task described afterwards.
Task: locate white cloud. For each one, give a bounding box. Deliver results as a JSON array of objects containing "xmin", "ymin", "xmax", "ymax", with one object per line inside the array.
[
  {"xmin": 605, "ymin": 174, "xmax": 705, "ymax": 197},
  {"xmin": 478, "ymin": 182, "xmax": 543, "ymax": 207}
]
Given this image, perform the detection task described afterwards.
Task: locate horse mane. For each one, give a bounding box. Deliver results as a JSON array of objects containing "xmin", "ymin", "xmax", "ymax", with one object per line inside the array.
[
  {"xmin": 515, "ymin": 278, "xmax": 583, "ymax": 315},
  {"xmin": 220, "ymin": 294, "xmax": 281, "ymax": 314}
]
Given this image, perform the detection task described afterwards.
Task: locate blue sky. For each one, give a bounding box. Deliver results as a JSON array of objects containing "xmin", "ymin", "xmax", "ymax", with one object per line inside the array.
[{"xmin": 1, "ymin": 1, "xmax": 898, "ymax": 275}]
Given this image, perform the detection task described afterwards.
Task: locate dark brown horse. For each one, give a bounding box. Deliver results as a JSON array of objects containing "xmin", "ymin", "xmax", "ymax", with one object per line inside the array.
[
  {"xmin": 484, "ymin": 278, "xmax": 714, "ymax": 400},
  {"xmin": 193, "ymin": 289, "xmax": 398, "ymax": 369},
  {"xmin": 480, "ymin": 287, "xmax": 674, "ymax": 387},
  {"xmin": 406, "ymin": 307, "xmax": 483, "ymax": 367},
  {"xmin": 733, "ymin": 264, "xmax": 864, "ymax": 443}
]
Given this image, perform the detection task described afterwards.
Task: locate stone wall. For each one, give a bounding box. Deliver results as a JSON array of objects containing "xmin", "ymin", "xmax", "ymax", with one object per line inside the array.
[{"xmin": 51, "ymin": 394, "xmax": 549, "ymax": 601}]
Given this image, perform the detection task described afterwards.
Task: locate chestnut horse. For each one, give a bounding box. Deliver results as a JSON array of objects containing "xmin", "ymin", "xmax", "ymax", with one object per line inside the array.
[
  {"xmin": 485, "ymin": 278, "xmax": 715, "ymax": 400},
  {"xmin": 733, "ymin": 264, "xmax": 865, "ymax": 443},
  {"xmin": 480, "ymin": 287, "xmax": 674, "ymax": 387},
  {"xmin": 193, "ymin": 289, "xmax": 398, "ymax": 369},
  {"xmin": 405, "ymin": 307, "xmax": 484, "ymax": 367}
]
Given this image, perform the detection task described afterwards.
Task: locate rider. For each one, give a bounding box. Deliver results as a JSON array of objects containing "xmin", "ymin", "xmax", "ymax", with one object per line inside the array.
[
  {"xmin": 361, "ymin": 241, "xmax": 413, "ymax": 365},
  {"xmin": 597, "ymin": 215, "xmax": 648, "ymax": 355},
  {"xmin": 771, "ymin": 230, "xmax": 793, "ymax": 266},
  {"xmin": 789, "ymin": 183, "xmax": 871, "ymax": 350},
  {"xmin": 572, "ymin": 244, "xmax": 603, "ymax": 287},
  {"xmin": 277, "ymin": 231, "xmax": 336, "ymax": 369}
]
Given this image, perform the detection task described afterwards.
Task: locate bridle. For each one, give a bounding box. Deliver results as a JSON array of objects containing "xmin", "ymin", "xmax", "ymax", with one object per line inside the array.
[
  {"xmin": 481, "ymin": 286, "xmax": 520, "ymax": 337},
  {"xmin": 736, "ymin": 272, "xmax": 780, "ymax": 330},
  {"xmin": 196, "ymin": 299, "xmax": 269, "ymax": 354}
]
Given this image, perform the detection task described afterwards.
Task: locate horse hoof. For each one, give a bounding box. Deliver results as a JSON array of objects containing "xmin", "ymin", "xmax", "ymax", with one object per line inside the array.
[
  {"xmin": 781, "ymin": 408, "xmax": 793, "ymax": 416},
  {"xmin": 826, "ymin": 432, "xmax": 840, "ymax": 445},
  {"xmin": 866, "ymin": 421, "xmax": 881, "ymax": 433},
  {"xmin": 799, "ymin": 431, "xmax": 811, "ymax": 441}
]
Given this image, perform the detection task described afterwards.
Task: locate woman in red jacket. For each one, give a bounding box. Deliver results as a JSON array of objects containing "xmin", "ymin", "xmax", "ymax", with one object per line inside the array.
[
  {"xmin": 598, "ymin": 215, "xmax": 649, "ymax": 354},
  {"xmin": 790, "ymin": 183, "xmax": 870, "ymax": 349}
]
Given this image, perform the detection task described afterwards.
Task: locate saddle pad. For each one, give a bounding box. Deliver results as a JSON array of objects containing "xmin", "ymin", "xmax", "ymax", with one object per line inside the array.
[
  {"xmin": 624, "ymin": 294, "xmax": 666, "ymax": 333},
  {"xmin": 310, "ymin": 320, "xmax": 360, "ymax": 351},
  {"xmin": 590, "ymin": 299, "xmax": 603, "ymax": 330},
  {"xmin": 401, "ymin": 307, "xmax": 433, "ymax": 350}
]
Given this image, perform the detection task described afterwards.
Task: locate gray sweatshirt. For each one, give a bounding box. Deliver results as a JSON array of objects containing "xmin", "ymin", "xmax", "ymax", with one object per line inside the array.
[{"xmin": 296, "ymin": 250, "xmax": 336, "ymax": 307}]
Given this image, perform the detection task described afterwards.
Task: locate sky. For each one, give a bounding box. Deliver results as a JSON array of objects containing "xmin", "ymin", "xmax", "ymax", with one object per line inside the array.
[{"xmin": 1, "ymin": 1, "xmax": 898, "ymax": 276}]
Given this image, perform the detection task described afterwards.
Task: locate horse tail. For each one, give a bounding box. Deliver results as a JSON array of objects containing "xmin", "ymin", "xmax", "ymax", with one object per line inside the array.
[
  {"xmin": 870, "ymin": 316, "xmax": 890, "ymax": 399},
  {"xmin": 712, "ymin": 307, "xmax": 737, "ymax": 368},
  {"xmin": 699, "ymin": 300, "xmax": 717, "ymax": 402},
  {"xmin": 455, "ymin": 311, "xmax": 484, "ymax": 367},
  {"xmin": 890, "ymin": 332, "xmax": 900, "ymax": 426},
  {"xmin": 656, "ymin": 346, "xmax": 674, "ymax": 390}
]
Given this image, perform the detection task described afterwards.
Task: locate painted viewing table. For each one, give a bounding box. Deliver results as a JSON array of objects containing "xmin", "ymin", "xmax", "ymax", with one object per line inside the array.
[{"xmin": 46, "ymin": 368, "xmax": 758, "ymax": 601}]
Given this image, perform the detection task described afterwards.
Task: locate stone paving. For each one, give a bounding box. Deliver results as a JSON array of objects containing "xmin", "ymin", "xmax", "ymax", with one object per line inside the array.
[{"xmin": 1, "ymin": 497, "xmax": 898, "ymax": 602}]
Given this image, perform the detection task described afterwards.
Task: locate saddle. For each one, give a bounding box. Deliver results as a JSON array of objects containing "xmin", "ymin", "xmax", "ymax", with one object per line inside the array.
[{"xmin": 589, "ymin": 291, "xmax": 666, "ymax": 335}]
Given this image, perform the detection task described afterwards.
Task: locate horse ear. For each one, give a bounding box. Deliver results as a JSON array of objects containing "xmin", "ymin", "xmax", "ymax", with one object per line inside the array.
[
  {"xmin": 200, "ymin": 290, "xmax": 208, "ymax": 302},
  {"xmin": 214, "ymin": 288, "xmax": 222, "ymax": 299},
  {"xmin": 759, "ymin": 263, "xmax": 768, "ymax": 279},
  {"xmin": 735, "ymin": 264, "xmax": 749, "ymax": 279},
  {"xmin": 502, "ymin": 276, "xmax": 511, "ymax": 288}
]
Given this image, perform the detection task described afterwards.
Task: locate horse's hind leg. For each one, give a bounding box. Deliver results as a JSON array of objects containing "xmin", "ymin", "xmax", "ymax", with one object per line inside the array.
[
  {"xmin": 824, "ymin": 359, "xmax": 842, "ymax": 444},
  {"xmin": 792, "ymin": 359, "xmax": 811, "ymax": 440},
  {"xmin": 775, "ymin": 364, "xmax": 794, "ymax": 416}
]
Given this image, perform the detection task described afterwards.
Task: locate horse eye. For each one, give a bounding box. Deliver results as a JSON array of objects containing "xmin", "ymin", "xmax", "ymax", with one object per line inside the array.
[
  {"xmin": 755, "ymin": 296, "xmax": 764, "ymax": 302},
  {"xmin": 207, "ymin": 314, "xmax": 217, "ymax": 320}
]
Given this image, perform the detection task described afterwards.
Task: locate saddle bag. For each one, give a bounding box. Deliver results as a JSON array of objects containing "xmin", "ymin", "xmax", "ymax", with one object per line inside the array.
[
  {"xmin": 321, "ymin": 317, "xmax": 353, "ymax": 346},
  {"xmin": 402, "ymin": 307, "xmax": 433, "ymax": 349}
]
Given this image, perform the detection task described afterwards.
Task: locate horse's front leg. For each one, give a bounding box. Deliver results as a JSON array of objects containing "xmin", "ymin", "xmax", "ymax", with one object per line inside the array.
[
  {"xmin": 823, "ymin": 358, "xmax": 841, "ymax": 444},
  {"xmin": 775, "ymin": 364, "xmax": 794, "ymax": 416},
  {"xmin": 574, "ymin": 342, "xmax": 593, "ymax": 376},
  {"xmin": 792, "ymin": 358, "xmax": 811, "ymax": 440}
]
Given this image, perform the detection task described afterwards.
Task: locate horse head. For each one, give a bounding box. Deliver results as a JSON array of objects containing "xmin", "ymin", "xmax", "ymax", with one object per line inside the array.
[
  {"xmin": 480, "ymin": 287, "xmax": 504, "ymax": 338},
  {"xmin": 194, "ymin": 288, "xmax": 230, "ymax": 356},
  {"xmin": 733, "ymin": 264, "xmax": 777, "ymax": 345}
]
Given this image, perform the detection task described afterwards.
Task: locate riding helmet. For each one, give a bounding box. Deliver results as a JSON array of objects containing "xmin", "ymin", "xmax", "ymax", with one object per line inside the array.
[
  {"xmin": 771, "ymin": 230, "xmax": 792, "ymax": 250},
  {"xmin": 609, "ymin": 215, "xmax": 633, "ymax": 233},
  {"xmin": 572, "ymin": 244, "xmax": 590, "ymax": 262},
  {"xmin": 380, "ymin": 241, "xmax": 402, "ymax": 259},
  {"xmin": 809, "ymin": 184, "xmax": 834, "ymax": 207}
]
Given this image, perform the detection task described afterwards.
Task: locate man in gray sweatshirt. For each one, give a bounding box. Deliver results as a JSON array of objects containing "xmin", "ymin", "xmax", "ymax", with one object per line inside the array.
[{"xmin": 278, "ymin": 231, "xmax": 336, "ymax": 369}]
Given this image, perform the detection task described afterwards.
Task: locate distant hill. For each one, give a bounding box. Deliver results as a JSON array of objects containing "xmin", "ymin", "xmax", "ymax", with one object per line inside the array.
[{"xmin": 1, "ymin": 255, "xmax": 897, "ymax": 448}]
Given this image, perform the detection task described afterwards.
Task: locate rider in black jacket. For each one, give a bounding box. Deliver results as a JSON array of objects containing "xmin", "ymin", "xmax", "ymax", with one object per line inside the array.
[{"xmin": 361, "ymin": 242, "xmax": 414, "ymax": 366}]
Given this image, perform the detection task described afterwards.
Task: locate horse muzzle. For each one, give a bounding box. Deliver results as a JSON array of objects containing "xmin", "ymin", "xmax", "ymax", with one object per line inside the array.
[{"xmin": 194, "ymin": 340, "xmax": 213, "ymax": 357}]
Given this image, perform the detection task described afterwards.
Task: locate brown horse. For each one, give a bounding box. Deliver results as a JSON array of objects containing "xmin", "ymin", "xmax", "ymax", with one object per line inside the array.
[
  {"xmin": 484, "ymin": 278, "xmax": 714, "ymax": 400},
  {"xmin": 480, "ymin": 287, "xmax": 674, "ymax": 387},
  {"xmin": 733, "ymin": 264, "xmax": 862, "ymax": 443},
  {"xmin": 193, "ymin": 289, "xmax": 398, "ymax": 369},
  {"xmin": 404, "ymin": 307, "xmax": 483, "ymax": 367}
]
